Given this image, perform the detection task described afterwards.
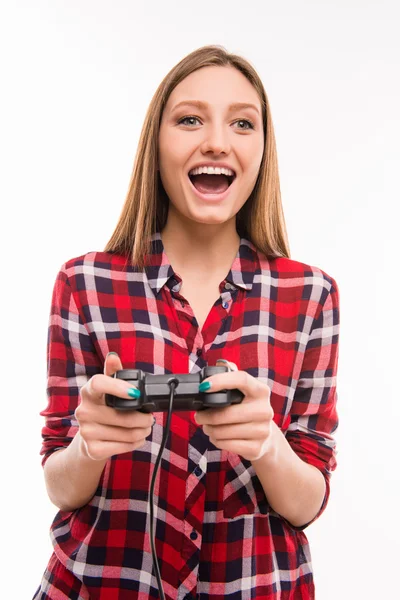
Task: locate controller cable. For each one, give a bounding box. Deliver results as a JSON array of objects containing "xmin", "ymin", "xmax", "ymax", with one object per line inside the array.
[{"xmin": 149, "ymin": 377, "xmax": 178, "ymax": 600}]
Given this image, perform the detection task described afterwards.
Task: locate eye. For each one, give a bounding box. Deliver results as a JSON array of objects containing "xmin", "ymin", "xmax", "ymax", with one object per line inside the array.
[
  {"xmin": 235, "ymin": 119, "xmax": 255, "ymax": 130},
  {"xmin": 178, "ymin": 116, "xmax": 201, "ymax": 126}
]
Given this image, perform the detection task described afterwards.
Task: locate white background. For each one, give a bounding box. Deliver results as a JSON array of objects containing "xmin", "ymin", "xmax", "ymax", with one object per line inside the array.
[{"xmin": 1, "ymin": 1, "xmax": 399, "ymax": 598}]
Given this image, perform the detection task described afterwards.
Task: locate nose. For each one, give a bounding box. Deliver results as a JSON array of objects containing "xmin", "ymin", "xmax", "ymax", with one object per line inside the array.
[{"xmin": 200, "ymin": 123, "xmax": 231, "ymax": 156}]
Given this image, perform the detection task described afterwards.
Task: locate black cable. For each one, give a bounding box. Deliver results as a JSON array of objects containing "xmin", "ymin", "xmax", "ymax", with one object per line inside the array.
[{"xmin": 149, "ymin": 378, "xmax": 178, "ymax": 600}]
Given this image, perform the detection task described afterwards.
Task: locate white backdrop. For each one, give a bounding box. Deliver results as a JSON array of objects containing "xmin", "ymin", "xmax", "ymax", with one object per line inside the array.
[{"xmin": 1, "ymin": 1, "xmax": 399, "ymax": 598}]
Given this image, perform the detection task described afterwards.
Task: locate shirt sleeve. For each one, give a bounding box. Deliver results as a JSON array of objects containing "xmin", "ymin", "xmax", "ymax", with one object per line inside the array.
[
  {"xmin": 40, "ymin": 266, "xmax": 103, "ymax": 466},
  {"xmin": 284, "ymin": 276, "xmax": 340, "ymax": 530}
]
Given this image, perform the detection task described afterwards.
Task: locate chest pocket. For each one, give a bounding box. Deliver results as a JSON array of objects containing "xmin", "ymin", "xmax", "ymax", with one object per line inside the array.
[{"xmin": 223, "ymin": 451, "xmax": 270, "ymax": 519}]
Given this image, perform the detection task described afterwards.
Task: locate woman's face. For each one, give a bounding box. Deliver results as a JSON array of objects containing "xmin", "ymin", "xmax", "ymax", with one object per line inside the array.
[{"xmin": 158, "ymin": 65, "xmax": 264, "ymax": 229}]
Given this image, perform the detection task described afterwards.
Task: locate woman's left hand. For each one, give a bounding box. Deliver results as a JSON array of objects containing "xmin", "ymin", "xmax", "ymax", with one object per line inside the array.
[{"xmin": 194, "ymin": 360, "xmax": 276, "ymax": 462}]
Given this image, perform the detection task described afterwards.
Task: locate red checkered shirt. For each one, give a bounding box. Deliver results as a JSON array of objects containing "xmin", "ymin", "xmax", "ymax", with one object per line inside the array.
[{"xmin": 34, "ymin": 232, "xmax": 340, "ymax": 600}]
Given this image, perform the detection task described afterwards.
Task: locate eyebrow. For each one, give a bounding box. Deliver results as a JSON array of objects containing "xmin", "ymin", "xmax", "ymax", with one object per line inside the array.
[{"xmin": 170, "ymin": 100, "xmax": 261, "ymax": 116}]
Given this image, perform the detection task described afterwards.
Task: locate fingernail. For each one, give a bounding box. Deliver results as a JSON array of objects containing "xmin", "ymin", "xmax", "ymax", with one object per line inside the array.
[
  {"xmin": 127, "ymin": 387, "xmax": 141, "ymax": 398},
  {"xmin": 107, "ymin": 351, "xmax": 119, "ymax": 357},
  {"xmin": 199, "ymin": 381, "xmax": 212, "ymax": 392}
]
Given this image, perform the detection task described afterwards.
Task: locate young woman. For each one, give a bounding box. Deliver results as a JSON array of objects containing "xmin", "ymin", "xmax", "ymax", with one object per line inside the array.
[{"xmin": 34, "ymin": 45, "xmax": 340, "ymax": 599}]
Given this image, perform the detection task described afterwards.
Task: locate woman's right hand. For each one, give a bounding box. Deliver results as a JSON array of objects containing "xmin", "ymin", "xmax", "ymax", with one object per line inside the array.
[{"xmin": 75, "ymin": 352, "xmax": 154, "ymax": 461}]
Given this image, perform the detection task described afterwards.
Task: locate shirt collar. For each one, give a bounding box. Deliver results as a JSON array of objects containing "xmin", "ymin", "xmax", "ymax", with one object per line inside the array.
[{"xmin": 144, "ymin": 232, "xmax": 257, "ymax": 297}]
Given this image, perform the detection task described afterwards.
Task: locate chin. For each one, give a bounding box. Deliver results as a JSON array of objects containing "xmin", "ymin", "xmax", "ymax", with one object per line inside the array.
[
  {"xmin": 188, "ymin": 210, "xmax": 233, "ymax": 226},
  {"xmin": 168, "ymin": 197, "xmax": 238, "ymax": 227}
]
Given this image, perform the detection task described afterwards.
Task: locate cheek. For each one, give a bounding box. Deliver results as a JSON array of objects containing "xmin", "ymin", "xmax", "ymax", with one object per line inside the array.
[
  {"xmin": 159, "ymin": 149, "xmax": 188, "ymax": 188},
  {"xmin": 159, "ymin": 168, "xmax": 179, "ymax": 201},
  {"xmin": 235, "ymin": 142, "xmax": 263, "ymax": 185},
  {"xmin": 246, "ymin": 144, "xmax": 264, "ymax": 177},
  {"xmin": 158, "ymin": 160, "xmax": 186, "ymax": 204},
  {"xmin": 159, "ymin": 127, "xmax": 194, "ymax": 163}
]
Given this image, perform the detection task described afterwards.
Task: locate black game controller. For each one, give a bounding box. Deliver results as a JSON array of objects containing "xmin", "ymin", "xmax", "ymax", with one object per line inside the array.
[{"xmin": 105, "ymin": 366, "xmax": 244, "ymax": 412}]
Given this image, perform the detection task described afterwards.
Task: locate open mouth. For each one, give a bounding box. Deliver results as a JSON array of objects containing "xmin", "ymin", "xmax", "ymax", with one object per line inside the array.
[{"xmin": 188, "ymin": 172, "xmax": 236, "ymax": 195}]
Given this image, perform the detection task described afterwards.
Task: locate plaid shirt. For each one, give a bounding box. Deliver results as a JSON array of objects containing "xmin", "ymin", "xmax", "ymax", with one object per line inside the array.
[{"xmin": 34, "ymin": 232, "xmax": 340, "ymax": 600}]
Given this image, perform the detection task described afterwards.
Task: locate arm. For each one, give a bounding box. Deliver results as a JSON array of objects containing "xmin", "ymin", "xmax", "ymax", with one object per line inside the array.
[
  {"xmin": 40, "ymin": 266, "xmax": 105, "ymax": 509},
  {"xmin": 253, "ymin": 278, "xmax": 340, "ymax": 528},
  {"xmin": 41, "ymin": 267, "xmax": 152, "ymax": 511},
  {"xmin": 196, "ymin": 277, "xmax": 340, "ymax": 529},
  {"xmin": 251, "ymin": 422, "xmax": 327, "ymax": 527},
  {"xmin": 44, "ymin": 432, "xmax": 107, "ymax": 512}
]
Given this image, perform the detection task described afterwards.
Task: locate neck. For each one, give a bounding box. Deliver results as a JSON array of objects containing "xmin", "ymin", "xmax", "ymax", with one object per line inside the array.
[{"xmin": 160, "ymin": 212, "xmax": 240, "ymax": 278}]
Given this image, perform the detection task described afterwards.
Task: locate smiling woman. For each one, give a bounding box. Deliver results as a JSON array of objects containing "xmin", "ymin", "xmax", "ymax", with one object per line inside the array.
[
  {"xmin": 34, "ymin": 44, "xmax": 340, "ymax": 600},
  {"xmin": 103, "ymin": 45, "xmax": 288, "ymax": 268},
  {"xmin": 157, "ymin": 65, "xmax": 264, "ymax": 223}
]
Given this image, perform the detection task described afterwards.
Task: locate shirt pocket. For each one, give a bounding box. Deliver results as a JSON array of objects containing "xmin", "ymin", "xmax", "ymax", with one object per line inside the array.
[{"xmin": 223, "ymin": 451, "xmax": 270, "ymax": 519}]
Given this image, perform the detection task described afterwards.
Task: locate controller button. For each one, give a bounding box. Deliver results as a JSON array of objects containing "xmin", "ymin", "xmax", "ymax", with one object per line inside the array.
[
  {"xmin": 194, "ymin": 466, "xmax": 202, "ymax": 477},
  {"xmin": 190, "ymin": 530, "xmax": 198, "ymax": 541}
]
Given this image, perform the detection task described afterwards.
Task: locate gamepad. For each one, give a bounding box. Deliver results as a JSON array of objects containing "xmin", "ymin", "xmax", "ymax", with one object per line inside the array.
[{"xmin": 105, "ymin": 366, "xmax": 244, "ymax": 412}]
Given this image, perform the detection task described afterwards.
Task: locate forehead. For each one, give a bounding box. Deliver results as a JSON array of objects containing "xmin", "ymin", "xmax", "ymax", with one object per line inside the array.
[{"xmin": 165, "ymin": 65, "xmax": 261, "ymax": 113}]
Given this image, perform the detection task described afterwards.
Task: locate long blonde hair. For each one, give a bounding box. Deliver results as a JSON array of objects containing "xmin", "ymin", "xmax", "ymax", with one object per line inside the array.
[{"xmin": 104, "ymin": 44, "xmax": 290, "ymax": 268}]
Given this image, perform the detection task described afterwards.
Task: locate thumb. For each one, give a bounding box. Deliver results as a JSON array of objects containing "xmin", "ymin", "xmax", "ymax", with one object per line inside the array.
[{"xmin": 104, "ymin": 351, "xmax": 124, "ymax": 377}]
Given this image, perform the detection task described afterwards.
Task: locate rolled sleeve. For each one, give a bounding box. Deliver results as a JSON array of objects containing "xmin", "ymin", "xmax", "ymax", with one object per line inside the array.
[{"xmin": 40, "ymin": 266, "xmax": 102, "ymax": 466}]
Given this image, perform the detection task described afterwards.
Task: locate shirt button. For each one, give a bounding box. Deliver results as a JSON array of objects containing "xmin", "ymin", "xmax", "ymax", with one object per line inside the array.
[
  {"xmin": 225, "ymin": 282, "xmax": 234, "ymax": 290},
  {"xmin": 196, "ymin": 348, "xmax": 202, "ymax": 357},
  {"xmin": 194, "ymin": 466, "xmax": 202, "ymax": 477},
  {"xmin": 190, "ymin": 530, "xmax": 198, "ymax": 540},
  {"xmin": 222, "ymin": 301, "xmax": 229, "ymax": 309}
]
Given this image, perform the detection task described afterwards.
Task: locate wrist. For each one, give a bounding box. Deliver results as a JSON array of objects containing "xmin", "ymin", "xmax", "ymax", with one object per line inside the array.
[{"xmin": 251, "ymin": 420, "xmax": 281, "ymax": 467}]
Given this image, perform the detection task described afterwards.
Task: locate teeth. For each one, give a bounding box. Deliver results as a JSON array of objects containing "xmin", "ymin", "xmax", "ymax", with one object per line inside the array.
[{"xmin": 189, "ymin": 166, "xmax": 235, "ymax": 177}]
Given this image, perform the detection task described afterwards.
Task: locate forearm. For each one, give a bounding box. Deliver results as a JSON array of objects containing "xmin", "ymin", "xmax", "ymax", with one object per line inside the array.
[
  {"xmin": 44, "ymin": 431, "xmax": 107, "ymax": 511},
  {"xmin": 252, "ymin": 421, "xmax": 326, "ymax": 528}
]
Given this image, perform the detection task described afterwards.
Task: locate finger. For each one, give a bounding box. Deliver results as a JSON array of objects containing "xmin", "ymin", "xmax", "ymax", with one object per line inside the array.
[
  {"xmin": 197, "ymin": 371, "xmax": 270, "ymax": 424},
  {"xmin": 81, "ymin": 422, "xmax": 153, "ymax": 444},
  {"xmin": 78, "ymin": 403, "xmax": 154, "ymax": 430},
  {"xmin": 203, "ymin": 370, "xmax": 268, "ymax": 400},
  {"xmin": 102, "ymin": 353, "xmax": 144, "ymax": 411},
  {"xmin": 203, "ymin": 421, "xmax": 269, "ymax": 441},
  {"xmin": 83, "ymin": 439, "xmax": 149, "ymax": 461},
  {"xmin": 196, "ymin": 397, "xmax": 273, "ymax": 426},
  {"xmin": 83, "ymin": 373, "xmax": 140, "ymax": 406},
  {"xmin": 104, "ymin": 351, "xmax": 123, "ymax": 376},
  {"xmin": 215, "ymin": 358, "xmax": 238, "ymax": 372},
  {"xmin": 207, "ymin": 438, "xmax": 262, "ymax": 460}
]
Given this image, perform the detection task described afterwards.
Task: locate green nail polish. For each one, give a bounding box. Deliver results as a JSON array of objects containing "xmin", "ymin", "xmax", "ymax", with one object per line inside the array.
[
  {"xmin": 127, "ymin": 387, "xmax": 141, "ymax": 398},
  {"xmin": 199, "ymin": 381, "xmax": 212, "ymax": 392}
]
